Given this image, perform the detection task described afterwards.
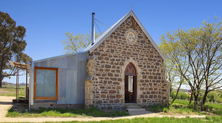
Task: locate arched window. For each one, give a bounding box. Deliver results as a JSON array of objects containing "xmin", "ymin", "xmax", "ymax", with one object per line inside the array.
[{"xmin": 125, "ymin": 63, "xmax": 136, "ymax": 76}]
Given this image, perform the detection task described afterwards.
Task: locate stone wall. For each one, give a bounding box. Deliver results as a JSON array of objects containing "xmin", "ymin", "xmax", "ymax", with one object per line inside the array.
[
  {"xmin": 85, "ymin": 16, "xmax": 170, "ymax": 108},
  {"xmin": 31, "ymin": 102, "xmax": 84, "ymax": 110}
]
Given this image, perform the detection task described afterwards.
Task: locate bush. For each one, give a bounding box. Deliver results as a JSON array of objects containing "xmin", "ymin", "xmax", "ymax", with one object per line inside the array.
[
  {"xmin": 202, "ymin": 105, "xmax": 213, "ymax": 112},
  {"xmin": 217, "ymin": 98, "xmax": 222, "ymax": 103},
  {"xmin": 207, "ymin": 92, "xmax": 218, "ymax": 102},
  {"xmin": 171, "ymin": 92, "xmax": 189, "ymax": 100},
  {"xmin": 148, "ymin": 105, "xmax": 169, "ymax": 112},
  {"xmin": 170, "ymin": 92, "xmax": 175, "ymax": 99},
  {"xmin": 163, "ymin": 108, "xmax": 169, "ymax": 113},
  {"xmin": 171, "ymin": 104, "xmax": 183, "ymax": 109},
  {"xmin": 213, "ymin": 110, "xmax": 222, "ymax": 115}
]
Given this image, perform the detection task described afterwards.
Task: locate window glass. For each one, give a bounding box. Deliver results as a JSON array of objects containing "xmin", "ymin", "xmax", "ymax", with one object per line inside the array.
[{"xmin": 36, "ymin": 69, "xmax": 56, "ymax": 97}]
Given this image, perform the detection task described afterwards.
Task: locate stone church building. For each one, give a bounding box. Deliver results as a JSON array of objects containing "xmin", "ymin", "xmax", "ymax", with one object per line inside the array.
[{"xmin": 29, "ymin": 11, "xmax": 170, "ymax": 110}]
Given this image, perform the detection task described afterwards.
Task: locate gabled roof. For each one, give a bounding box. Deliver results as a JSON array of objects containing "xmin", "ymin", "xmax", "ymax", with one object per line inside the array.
[{"xmin": 84, "ymin": 11, "xmax": 166, "ymax": 60}]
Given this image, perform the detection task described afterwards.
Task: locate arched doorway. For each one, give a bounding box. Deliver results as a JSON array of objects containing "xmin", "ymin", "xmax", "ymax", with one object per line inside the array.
[{"xmin": 124, "ymin": 63, "xmax": 137, "ymax": 103}]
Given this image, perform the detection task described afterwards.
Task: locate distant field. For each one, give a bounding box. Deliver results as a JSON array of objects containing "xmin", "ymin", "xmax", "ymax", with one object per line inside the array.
[{"xmin": 0, "ymin": 84, "xmax": 27, "ymax": 97}]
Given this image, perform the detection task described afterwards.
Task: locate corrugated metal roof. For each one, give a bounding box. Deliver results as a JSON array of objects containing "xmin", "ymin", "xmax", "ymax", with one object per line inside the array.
[
  {"xmin": 33, "ymin": 51, "xmax": 87, "ymax": 63},
  {"xmin": 83, "ymin": 10, "xmax": 166, "ymax": 59}
]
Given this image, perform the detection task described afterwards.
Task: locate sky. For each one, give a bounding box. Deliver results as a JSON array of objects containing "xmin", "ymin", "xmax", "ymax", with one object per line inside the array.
[{"xmin": 1, "ymin": 0, "xmax": 222, "ymax": 88}]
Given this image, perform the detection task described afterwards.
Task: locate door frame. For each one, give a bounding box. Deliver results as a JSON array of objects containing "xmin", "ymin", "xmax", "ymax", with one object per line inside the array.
[{"xmin": 124, "ymin": 63, "xmax": 137, "ymax": 103}]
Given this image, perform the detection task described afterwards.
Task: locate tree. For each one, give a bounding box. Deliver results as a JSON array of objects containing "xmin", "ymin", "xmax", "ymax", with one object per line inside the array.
[
  {"xmin": 159, "ymin": 36, "xmax": 186, "ymax": 103},
  {"xmin": 0, "ymin": 11, "xmax": 32, "ymax": 87},
  {"xmin": 62, "ymin": 32, "xmax": 99, "ymax": 54},
  {"xmin": 159, "ymin": 43, "xmax": 184, "ymax": 103},
  {"xmin": 200, "ymin": 18, "xmax": 222, "ymax": 104},
  {"xmin": 207, "ymin": 92, "xmax": 218, "ymax": 102},
  {"xmin": 159, "ymin": 17, "xmax": 222, "ymax": 109},
  {"xmin": 157, "ymin": 52, "xmax": 176, "ymax": 93}
]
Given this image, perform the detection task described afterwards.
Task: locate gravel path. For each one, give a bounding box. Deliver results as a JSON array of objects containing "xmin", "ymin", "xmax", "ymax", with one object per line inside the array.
[
  {"xmin": 0, "ymin": 96, "xmax": 14, "ymax": 118},
  {"xmin": 0, "ymin": 96, "xmax": 206, "ymax": 123}
]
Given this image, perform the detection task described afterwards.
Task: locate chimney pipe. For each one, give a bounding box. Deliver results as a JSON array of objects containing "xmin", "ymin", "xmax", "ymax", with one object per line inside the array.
[{"xmin": 91, "ymin": 12, "xmax": 95, "ymax": 45}]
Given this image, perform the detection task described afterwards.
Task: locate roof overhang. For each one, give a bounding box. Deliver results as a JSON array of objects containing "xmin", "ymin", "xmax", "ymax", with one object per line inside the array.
[{"xmin": 9, "ymin": 61, "xmax": 30, "ymax": 72}]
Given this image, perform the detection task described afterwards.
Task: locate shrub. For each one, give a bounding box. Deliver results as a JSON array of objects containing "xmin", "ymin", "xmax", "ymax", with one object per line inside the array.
[
  {"xmin": 217, "ymin": 98, "xmax": 222, "ymax": 103},
  {"xmin": 171, "ymin": 104, "xmax": 183, "ymax": 109},
  {"xmin": 163, "ymin": 108, "xmax": 169, "ymax": 113},
  {"xmin": 170, "ymin": 92, "xmax": 175, "ymax": 99},
  {"xmin": 207, "ymin": 92, "xmax": 218, "ymax": 102},
  {"xmin": 202, "ymin": 105, "xmax": 213, "ymax": 112},
  {"xmin": 205, "ymin": 116, "xmax": 212, "ymax": 120}
]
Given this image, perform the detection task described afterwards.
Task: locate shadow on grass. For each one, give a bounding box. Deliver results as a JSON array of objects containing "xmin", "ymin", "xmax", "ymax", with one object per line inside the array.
[
  {"xmin": 147, "ymin": 100, "xmax": 222, "ymax": 116},
  {"xmin": 7, "ymin": 106, "xmax": 130, "ymax": 117}
]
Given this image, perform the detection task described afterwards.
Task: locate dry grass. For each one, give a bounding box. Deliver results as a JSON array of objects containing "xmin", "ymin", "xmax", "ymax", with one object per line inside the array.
[{"xmin": 0, "ymin": 84, "xmax": 26, "ymax": 97}]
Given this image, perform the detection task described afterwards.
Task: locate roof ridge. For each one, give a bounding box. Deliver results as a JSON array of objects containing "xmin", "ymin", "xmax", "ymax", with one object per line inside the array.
[
  {"xmin": 83, "ymin": 11, "xmax": 166, "ymax": 59},
  {"xmin": 83, "ymin": 11, "xmax": 132, "ymax": 52}
]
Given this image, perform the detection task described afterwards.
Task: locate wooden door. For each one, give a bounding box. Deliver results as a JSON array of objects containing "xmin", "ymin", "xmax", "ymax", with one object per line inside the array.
[
  {"xmin": 125, "ymin": 75, "xmax": 137, "ymax": 103},
  {"xmin": 125, "ymin": 63, "xmax": 137, "ymax": 103}
]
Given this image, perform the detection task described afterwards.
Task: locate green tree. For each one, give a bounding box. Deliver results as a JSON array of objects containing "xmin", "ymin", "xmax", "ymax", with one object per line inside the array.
[
  {"xmin": 159, "ymin": 16, "xmax": 222, "ymax": 109},
  {"xmin": 0, "ymin": 11, "xmax": 32, "ymax": 87},
  {"xmin": 200, "ymin": 18, "xmax": 222, "ymax": 105},
  {"xmin": 170, "ymin": 91, "xmax": 175, "ymax": 99},
  {"xmin": 159, "ymin": 43, "xmax": 184, "ymax": 103},
  {"xmin": 159, "ymin": 35, "xmax": 186, "ymax": 103},
  {"xmin": 62, "ymin": 32, "xmax": 99, "ymax": 54},
  {"xmin": 207, "ymin": 92, "xmax": 218, "ymax": 102}
]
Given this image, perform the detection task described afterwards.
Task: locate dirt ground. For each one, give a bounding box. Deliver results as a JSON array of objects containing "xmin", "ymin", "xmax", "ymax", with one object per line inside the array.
[
  {"xmin": 0, "ymin": 86, "xmax": 25, "ymax": 97},
  {"xmin": 0, "ymin": 96, "xmax": 14, "ymax": 118},
  {"xmin": 0, "ymin": 96, "xmax": 207, "ymax": 123}
]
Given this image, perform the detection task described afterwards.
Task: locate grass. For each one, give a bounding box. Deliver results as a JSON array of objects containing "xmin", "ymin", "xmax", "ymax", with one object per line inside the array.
[
  {"xmin": 148, "ymin": 100, "xmax": 222, "ymax": 116},
  {"xmin": 205, "ymin": 102, "xmax": 222, "ymax": 115},
  {"xmin": 6, "ymin": 107, "xmax": 129, "ymax": 117},
  {"xmin": 43, "ymin": 116, "xmax": 222, "ymax": 123},
  {"xmin": 0, "ymin": 85, "xmax": 26, "ymax": 97}
]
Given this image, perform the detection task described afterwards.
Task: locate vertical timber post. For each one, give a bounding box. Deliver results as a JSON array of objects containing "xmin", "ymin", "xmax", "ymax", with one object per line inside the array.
[
  {"xmin": 29, "ymin": 61, "xmax": 34, "ymax": 111},
  {"xmin": 16, "ymin": 68, "xmax": 19, "ymax": 103},
  {"xmin": 26, "ymin": 65, "xmax": 28, "ymax": 100}
]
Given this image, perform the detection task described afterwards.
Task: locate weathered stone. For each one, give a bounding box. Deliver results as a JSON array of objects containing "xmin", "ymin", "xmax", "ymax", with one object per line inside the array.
[
  {"xmin": 114, "ymin": 99, "xmax": 120, "ymax": 103},
  {"xmin": 113, "ymin": 82, "xmax": 119, "ymax": 85},
  {"xmin": 149, "ymin": 95, "xmax": 153, "ymax": 98},
  {"xmin": 109, "ymin": 90, "xmax": 116, "ymax": 93},
  {"xmin": 149, "ymin": 76, "xmax": 153, "ymax": 79},
  {"xmin": 101, "ymin": 94, "xmax": 106, "ymax": 98},
  {"xmin": 118, "ymin": 78, "xmax": 122, "ymax": 81},
  {"xmin": 98, "ymin": 57, "xmax": 103, "ymax": 60},
  {"xmin": 111, "ymin": 49, "xmax": 114, "ymax": 53},
  {"xmin": 105, "ymin": 65, "xmax": 111, "ymax": 68},
  {"xmin": 108, "ymin": 73, "xmax": 113, "ymax": 76},
  {"xmin": 84, "ymin": 14, "xmax": 169, "ymax": 108},
  {"xmin": 116, "ymin": 94, "xmax": 122, "ymax": 98},
  {"xmin": 94, "ymin": 52, "xmax": 100, "ymax": 55},
  {"xmin": 111, "ymin": 78, "xmax": 117, "ymax": 81},
  {"xmin": 116, "ymin": 86, "xmax": 121, "ymax": 89}
]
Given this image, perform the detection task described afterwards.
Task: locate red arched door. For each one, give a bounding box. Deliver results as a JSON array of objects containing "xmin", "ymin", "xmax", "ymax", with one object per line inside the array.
[{"xmin": 125, "ymin": 63, "xmax": 137, "ymax": 103}]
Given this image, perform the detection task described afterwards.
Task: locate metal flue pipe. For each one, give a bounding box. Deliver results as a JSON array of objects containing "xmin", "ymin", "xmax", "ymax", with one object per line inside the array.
[{"xmin": 91, "ymin": 12, "xmax": 95, "ymax": 45}]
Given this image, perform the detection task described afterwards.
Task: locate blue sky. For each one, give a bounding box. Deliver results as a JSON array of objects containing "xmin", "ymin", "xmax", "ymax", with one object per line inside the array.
[{"xmin": 1, "ymin": 0, "xmax": 222, "ymax": 86}]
